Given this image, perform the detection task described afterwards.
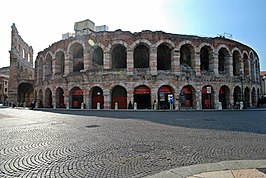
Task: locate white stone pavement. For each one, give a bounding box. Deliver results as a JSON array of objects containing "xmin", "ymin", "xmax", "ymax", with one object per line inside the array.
[{"xmin": 146, "ymin": 160, "xmax": 266, "ymax": 178}]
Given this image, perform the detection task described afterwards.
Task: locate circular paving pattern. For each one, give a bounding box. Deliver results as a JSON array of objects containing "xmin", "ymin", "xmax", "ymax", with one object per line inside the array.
[{"xmin": 0, "ymin": 109, "xmax": 266, "ymax": 177}]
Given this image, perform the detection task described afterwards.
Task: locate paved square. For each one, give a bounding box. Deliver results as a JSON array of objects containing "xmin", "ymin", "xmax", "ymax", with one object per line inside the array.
[{"xmin": 0, "ymin": 108, "xmax": 266, "ymax": 177}]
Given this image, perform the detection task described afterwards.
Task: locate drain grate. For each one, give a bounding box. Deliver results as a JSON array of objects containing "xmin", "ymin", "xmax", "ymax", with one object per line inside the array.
[
  {"xmin": 85, "ymin": 125, "xmax": 100, "ymax": 128},
  {"xmin": 132, "ymin": 144, "xmax": 152, "ymax": 153}
]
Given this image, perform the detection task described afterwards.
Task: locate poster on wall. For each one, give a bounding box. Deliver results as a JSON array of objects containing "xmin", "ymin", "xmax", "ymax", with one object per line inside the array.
[{"xmin": 159, "ymin": 92, "xmax": 165, "ymax": 101}]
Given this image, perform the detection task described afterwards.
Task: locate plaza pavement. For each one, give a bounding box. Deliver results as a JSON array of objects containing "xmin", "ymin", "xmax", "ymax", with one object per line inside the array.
[{"xmin": 0, "ymin": 107, "xmax": 265, "ymax": 177}]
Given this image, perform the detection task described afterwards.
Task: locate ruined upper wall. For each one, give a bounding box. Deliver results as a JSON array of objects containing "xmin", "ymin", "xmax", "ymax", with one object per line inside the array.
[{"xmin": 11, "ymin": 23, "xmax": 34, "ymax": 67}]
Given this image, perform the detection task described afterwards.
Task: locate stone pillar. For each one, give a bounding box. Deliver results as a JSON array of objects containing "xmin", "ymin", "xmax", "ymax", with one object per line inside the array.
[
  {"xmin": 194, "ymin": 51, "xmax": 201, "ymax": 76},
  {"xmin": 84, "ymin": 53, "xmax": 90, "ymax": 70},
  {"xmin": 83, "ymin": 90, "xmax": 88, "ymax": 109},
  {"xmin": 212, "ymin": 53, "xmax": 219, "ymax": 76},
  {"xmin": 228, "ymin": 56, "xmax": 233, "ymax": 76},
  {"xmin": 52, "ymin": 91, "xmax": 56, "ymax": 109},
  {"xmin": 127, "ymin": 91, "xmax": 134, "ymax": 109},
  {"xmin": 150, "ymin": 46, "xmax": 157, "ymax": 75},
  {"xmin": 64, "ymin": 54, "xmax": 72, "ymax": 76},
  {"xmin": 127, "ymin": 49, "xmax": 134, "ymax": 75},
  {"xmin": 65, "ymin": 89, "xmax": 69, "ymax": 109},
  {"xmin": 52, "ymin": 57, "xmax": 56, "ymax": 79},
  {"xmin": 103, "ymin": 90, "xmax": 110, "ymax": 109},
  {"xmin": 172, "ymin": 49, "xmax": 180, "ymax": 74},
  {"xmin": 195, "ymin": 89, "xmax": 202, "ymax": 110},
  {"xmin": 104, "ymin": 51, "xmax": 110, "ymax": 70}
]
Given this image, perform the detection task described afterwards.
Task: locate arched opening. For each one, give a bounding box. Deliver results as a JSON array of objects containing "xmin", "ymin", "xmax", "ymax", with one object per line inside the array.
[
  {"xmin": 112, "ymin": 45, "xmax": 127, "ymax": 69},
  {"xmin": 38, "ymin": 89, "xmax": 43, "ymax": 108},
  {"xmin": 219, "ymin": 85, "xmax": 230, "ymax": 109},
  {"xmin": 180, "ymin": 44, "xmax": 193, "ymax": 68},
  {"xmin": 218, "ymin": 48, "xmax": 230, "ymax": 74},
  {"xmin": 18, "ymin": 83, "xmax": 34, "ymax": 107},
  {"xmin": 55, "ymin": 51, "xmax": 65, "ymax": 75},
  {"xmin": 200, "ymin": 46, "xmax": 212, "ymax": 72},
  {"xmin": 233, "ymin": 51, "xmax": 241, "ymax": 76},
  {"xmin": 158, "ymin": 85, "xmax": 174, "ymax": 109},
  {"xmin": 44, "ymin": 88, "xmax": 52, "ymax": 108},
  {"xmin": 44, "ymin": 54, "xmax": 52, "ymax": 79},
  {"xmin": 111, "ymin": 86, "xmax": 127, "ymax": 109},
  {"xmin": 56, "ymin": 87, "xmax": 65, "ymax": 108},
  {"xmin": 134, "ymin": 44, "xmax": 149, "ymax": 68},
  {"xmin": 251, "ymin": 87, "xmax": 256, "ymax": 106},
  {"xmin": 180, "ymin": 85, "xmax": 195, "ymax": 109},
  {"xmin": 134, "ymin": 85, "xmax": 151, "ymax": 109},
  {"xmin": 243, "ymin": 53, "xmax": 249, "ymax": 76},
  {"xmin": 92, "ymin": 46, "xmax": 104, "ymax": 67},
  {"xmin": 244, "ymin": 87, "xmax": 250, "ymax": 108},
  {"xmin": 233, "ymin": 86, "xmax": 241, "ymax": 105},
  {"xmin": 202, "ymin": 85, "xmax": 215, "ymax": 109},
  {"xmin": 70, "ymin": 87, "xmax": 83, "ymax": 109},
  {"xmin": 72, "ymin": 43, "xmax": 84, "ymax": 72},
  {"xmin": 91, "ymin": 87, "xmax": 104, "ymax": 109},
  {"xmin": 157, "ymin": 44, "xmax": 171, "ymax": 70}
]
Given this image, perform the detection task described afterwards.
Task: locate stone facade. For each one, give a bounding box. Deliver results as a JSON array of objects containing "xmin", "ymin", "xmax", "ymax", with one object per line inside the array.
[
  {"xmin": 8, "ymin": 24, "xmax": 34, "ymax": 106},
  {"xmin": 34, "ymin": 25, "xmax": 261, "ymax": 110}
]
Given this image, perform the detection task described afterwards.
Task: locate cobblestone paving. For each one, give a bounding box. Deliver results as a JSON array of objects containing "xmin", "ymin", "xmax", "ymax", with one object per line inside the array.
[{"xmin": 0, "ymin": 108, "xmax": 266, "ymax": 177}]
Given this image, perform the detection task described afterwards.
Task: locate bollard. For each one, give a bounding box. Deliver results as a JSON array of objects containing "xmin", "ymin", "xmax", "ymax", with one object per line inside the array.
[
  {"xmin": 53, "ymin": 103, "xmax": 56, "ymax": 109},
  {"xmin": 23, "ymin": 102, "xmax": 26, "ymax": 109},
  {"xmin": 11, "ymin": 102, "xmax": 14, "ymax": 108},
  {"xmin": 134, "ymin": 102, "xmax": 137, "ymax": 110},
  {"xmin": 240, "ymin": 101, "xmax": 243, "ymax": 110},
  {"xmin": 196, "ymin": 102, "xmax": 200, "ymax": 110},
  {"xmin": 97, "ymin": 102, "xmax": 100, "ymax": 110},
  {"xmin": 81, "ymin": 102, "xmax": 84, "ymax": 109},
  {"xmin": 35, "ymin": 102, "xmax": 38, "ymax": 109},
  {"xmin": 175, "ymin": 101, "xmax": 179, "ymax": 110},
  {"xmin": 115, "ymin": 102, "xmax": 118, "ymax": 110},
  {"xmin": 153, "ymin": 103, "xmax": 157, "ymax": 110}
]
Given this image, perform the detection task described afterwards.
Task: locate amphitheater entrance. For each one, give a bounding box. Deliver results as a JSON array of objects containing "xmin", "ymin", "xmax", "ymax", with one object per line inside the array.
[
  {"xmin": 244, "ymin": 87, "xmax": 250, "ymax": 108},
  {"xmin": 180, "ymin": 85, "xmax": 194, "ymax": 109},
  {"xmin": 134, "ymin": 85, "xmax": 151, "ymax": 109},
  {"xmin": 158, "ymin": 85, "xmax": 173, "ymax": 109},
  {"xmin": 91, "ymin": 87, "xmax": 104, "ymax": 109},
  {"xmin": 111, "ymin": 86, "xmax": 127, "ymax": 109},
  {"xmin": 233, "ymin": 86, "xmax": 241, "ymax": 105},
  {"xmin": 219, "ymin": 85, "xmax": 230, "ymax": 109},
  {"xmin": 44, "ymin": 88, "xmax": 53, "ymax": 108},
  {"xmin": 202, "ymin": 85, "xmax": 215, "ymax": 109},
  {"xmin": 70, "ymin": 87, "xmax": 83, "ymax": 109},
  {"xmin": 56, "ymin": 87, "xmax": 65, "ymax": 108},
  {"xmin": 17, "ymin": 83, "xmax": 34, "ymax": 107}
]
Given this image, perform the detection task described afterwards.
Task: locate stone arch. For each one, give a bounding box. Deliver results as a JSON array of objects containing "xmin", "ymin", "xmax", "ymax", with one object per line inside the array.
[
  {"xmin": 155, "ymin": 40, "xmax": 175, "ymax": 49},
  {"xmin": 157, "ymin": 43, "xmax": 173, "ymax": 70},
  {"xmin": 130, "ymin": 39, "xmax": 152, "ymax": 50},
  {"xmin": 219, "ymin": 85, "xmax": 230, "ymax": 109},
  {"xmin": 202, "ymin": 85, "xmax": 215, "ymax": 109},
  {"xmin": 44, "ymin": 88, "xmax": 52, "ymax": 108},
  {"xmin": 90, "ymin": 86, "xmax": 104, "ymax": 109},
  {"xmin": 91, "ymin": 46, "xmax": 104, "ymax": 67},
  {"xmin": 232, "ymin": 49, "xmax": 242, "ymax": 76},
  {"xmin": 17, "ymin": 82, "xmax": 34, "ymax": 107},
  {"xmin": 111, "ymin": 85, "xmax": 127, "ymax": 109},
  {"xmin": 133, "ymin": 42, "xmax": 150, "ymax": 68},
  {"xmin": 218, "ymin": 47, "xmax": 230, "ymax": 74},
  {"xmin": 55, "ymin": 87, "xmax": 65, "ymax": 108},
  {"xmin": 68, "ymin": 41, "xmax": 84, "ymax": 72},
  {"xmin": 111, "ymin": 44, "xmax": 127, "ymax": 69},
  {"xmin": 179, "ymin": 42, "xmax": 195, "ymax": 69},
  {"xmin": 200, "ymin": 45, "xmax": 214, "ymax": 72},
  {"xmin": 180, "ymin": 85, "xmax": 196, "ymax": 109},
  {"xmin": 38, "ymin": 89, "xmax": 43, "ymax": 108},
  {"xmin": 133, "ymin": 85, "xmax": 151, "ymax": 109},
  {"xmin": 244, "ymin": 87, "xmax": 250, "ymax": 108},
  {"xmin": 157, "ymin": 85, "xmax": 174, "ymax": 109},
  {"xmin": 44, "ymin": 53, "xmax": 53, "ymax": 79},
  {"xmin": 55, "ymin": 50, "xmax": 65, "ymax": 75},
  {"xmin": 69, "ymin": 87, "xmax": 84, "ymax": 109},
  {"xmin": 233, "ymin": 86, "xmax": 241, "ymax": 105}
]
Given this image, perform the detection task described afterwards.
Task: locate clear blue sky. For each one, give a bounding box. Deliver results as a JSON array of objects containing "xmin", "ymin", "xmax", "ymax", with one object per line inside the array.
[{"xmin": 0, "ymin": 0, "xmax": 265, "ymax": 70}]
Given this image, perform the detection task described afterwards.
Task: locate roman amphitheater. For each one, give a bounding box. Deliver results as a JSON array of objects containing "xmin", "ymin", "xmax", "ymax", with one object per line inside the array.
[{"xmin": 10, "ymin": 19, "xmax": 261, "ymax": 110}]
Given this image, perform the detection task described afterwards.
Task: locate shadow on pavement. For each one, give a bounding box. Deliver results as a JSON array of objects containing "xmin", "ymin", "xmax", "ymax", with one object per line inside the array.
[{"xmin": 33, "ymin": 109, "xmax": 266, "ymax": 134}]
